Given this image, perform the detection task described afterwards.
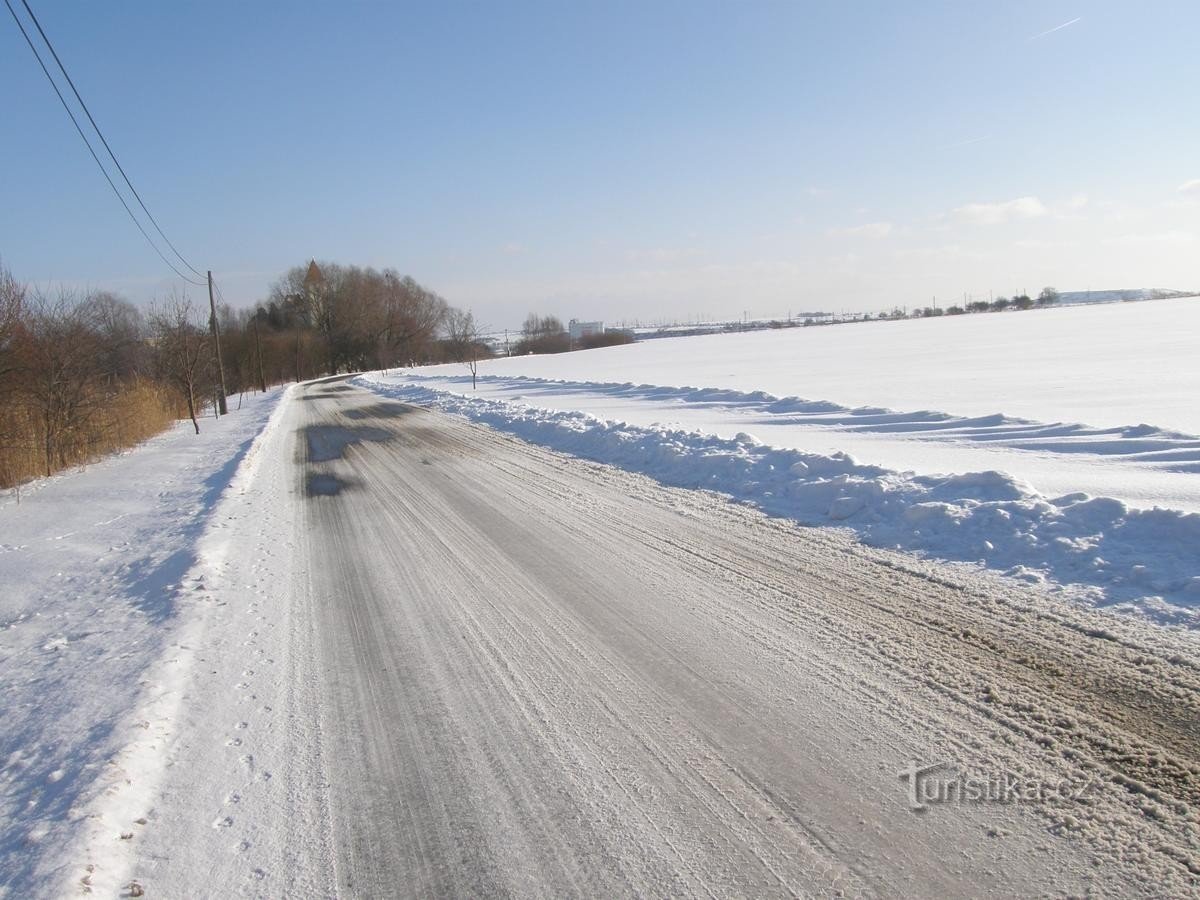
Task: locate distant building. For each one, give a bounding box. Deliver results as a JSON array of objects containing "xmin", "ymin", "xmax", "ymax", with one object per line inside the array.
[{"xmin": 569, "ymin": 319, "xmax": 604, "ymax": 342}]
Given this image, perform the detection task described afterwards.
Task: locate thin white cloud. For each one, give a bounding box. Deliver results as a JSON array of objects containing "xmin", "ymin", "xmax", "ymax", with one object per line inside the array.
[
  {"xmin": 1105, "ymin": 231, "xmax": 1197, "ymax": 246},
  {"xmin": 828, "ymin": 222, "xmax": 893, "ymax": 239},
  {"xmin": 1029, "ymin": 17, "xmax": 1082, "ymax": 41},
  {"xmin": 953, "ymin": 196, "xmax": 1049, "ymax": 225},
  {"xmin": 890, "ymin": 243, "xmax": 989, "ymax": 263},
  {"xmin": 626, "ymin": 246, "xmax": 700, "ymax": 264},
  {"xmin": 1015, "ymin": 238, "xmax": 1080, "ymax": 251},
  {"xmin": 1177, "ymin": 179, "xmax": 1200, "ymax": 194},
  {"xmin": 1053, "ymin": 193, "xmax": 1090, "ymax": 221},
  {"xmin": 501, "ymin": 241, "xmax": 526, "ymax": 255}
]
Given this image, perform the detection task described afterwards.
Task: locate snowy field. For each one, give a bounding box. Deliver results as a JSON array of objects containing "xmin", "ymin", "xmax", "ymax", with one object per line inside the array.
[
  {"xmin": 361, "ymin": 297, "xmax": 1200, "ymax": 627},
  {"xmin": 489, "ymin": 298, "xmax": 1200, "ymax": 434}
]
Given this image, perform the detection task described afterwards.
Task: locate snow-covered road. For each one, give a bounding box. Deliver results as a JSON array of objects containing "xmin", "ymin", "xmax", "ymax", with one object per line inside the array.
[{"xmin": 127, "ymin": 380, "xmax": 1200, "ymax": 896}]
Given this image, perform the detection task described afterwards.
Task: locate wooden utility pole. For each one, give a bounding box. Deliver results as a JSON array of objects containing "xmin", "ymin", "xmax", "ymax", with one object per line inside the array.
[
  {"xmin": 207, "ymin": 270, "xmax": 228, "ymax": 415},
  {"xmin": 252, "ymin": 315, "xmax": 267, "ymax": 393}
]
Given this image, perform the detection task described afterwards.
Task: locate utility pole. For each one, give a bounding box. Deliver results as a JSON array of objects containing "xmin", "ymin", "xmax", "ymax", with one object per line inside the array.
[
  {"xmin": 252, "ymin": 314, "xmax": 267, "ymax": 393},
  {"xmin": 207, "ymin": 270, "xmax": 228, "ymax": 415}
]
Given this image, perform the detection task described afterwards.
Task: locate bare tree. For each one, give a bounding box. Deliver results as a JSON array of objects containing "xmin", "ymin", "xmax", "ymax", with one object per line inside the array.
[
  {"xmin": 515, "ymin": 313, "xmax": 569, "ymax": 354},
  {"xmin": 522, "ymin": 313, "xmax": 564, "ymax": 338},
  {"xmin": 19, "ymin": 290, "xmax": 104, "ymax": 475},
  {"xmin": 0, "ymin": 260, "xmax": 24, "ymax": 388},
  {"xmin": 91, "ymin": 291, "xmax": 148, "ymax": 380},
  {"xmin": 149, "ymin": 295, "xmax": 210, "ymax": 434},
  {"xmin": 0, "ymin": 263, "xmax": 26, "ymax": 485},
  {"xmin": 372, "ymin": 270, "xmax": 447, "ymax": 369},
  {"xmin": 446, "ymin": 308, "xmax": 485, "ymax": 389}
]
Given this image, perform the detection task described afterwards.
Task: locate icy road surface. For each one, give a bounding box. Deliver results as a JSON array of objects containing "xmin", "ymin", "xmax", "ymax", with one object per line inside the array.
[{"xmin": 129, "ymin": 380, "xmax": 1200, "ymax": 897}]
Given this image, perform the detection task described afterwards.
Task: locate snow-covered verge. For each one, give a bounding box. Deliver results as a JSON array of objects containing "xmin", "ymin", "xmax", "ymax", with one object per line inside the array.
[
  {"xmin": 0, "ymin": 388, "xmax": 286, "ymax": 897},
  {"xmin": 357, "ymin": 375, "xmax": 1200, "ymax": 629},
  {"xmin": 125, "ymin": 380, "xmax": 337, "ymax": 897}
]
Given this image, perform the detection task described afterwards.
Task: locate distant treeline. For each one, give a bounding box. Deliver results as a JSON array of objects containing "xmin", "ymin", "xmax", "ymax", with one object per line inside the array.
[
  {"xmin": 884, "ymin": 287, "xmax": 1061, "ymax": 320},
  {"xmin": 0, "ymin": 258, "xmax": 487, "ymax": 489},
  {"xmin": 514, "ymin": 314, "xmax": 633, "ymax": 355}
]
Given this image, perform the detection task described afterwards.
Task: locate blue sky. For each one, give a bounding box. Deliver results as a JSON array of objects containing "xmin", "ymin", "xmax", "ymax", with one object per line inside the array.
[{"xmin": 2, "ymin": 1, "xmax": 1198, "ymax": 327}]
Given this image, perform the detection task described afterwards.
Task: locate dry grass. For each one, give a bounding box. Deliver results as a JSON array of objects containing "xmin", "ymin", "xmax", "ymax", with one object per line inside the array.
[{"xmin": 0, "ymin": 379, "xmax": 180, "ymax": 490}]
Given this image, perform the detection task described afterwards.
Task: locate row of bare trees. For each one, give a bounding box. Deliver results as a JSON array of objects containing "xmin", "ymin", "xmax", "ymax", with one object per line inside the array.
[
  {"xmin": 0, "ymin": 262, "xmax": 214, "ymax": 486},
  {"xmin": 0, "ymin": 258, "xmax": 488, "ymax": 488}
]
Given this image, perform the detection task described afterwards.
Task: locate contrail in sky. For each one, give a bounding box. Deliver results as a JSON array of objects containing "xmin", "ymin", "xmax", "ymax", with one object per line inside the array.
[
  {"xmin": 944, "ymin": 135, "xmax": 990, "ymax": 150},
  {"xmin": 1029, "ymin": 17, "xmax": 1082, "ymax": 40}
]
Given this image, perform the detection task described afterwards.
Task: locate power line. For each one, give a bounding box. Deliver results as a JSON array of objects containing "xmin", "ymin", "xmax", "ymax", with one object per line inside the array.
[
  {"xmin": 4, "ymin": 0, "xmax": 206, "ymax": 287},
  {"xmin": 19, "ymin": 0, "xmax": 206, "ymax": 280}
]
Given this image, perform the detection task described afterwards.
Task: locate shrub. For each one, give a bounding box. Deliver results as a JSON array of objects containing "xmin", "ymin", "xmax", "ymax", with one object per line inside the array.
[
  {"xmin": 513, "ymin": 332, "xmax": 571, "ymax": 355},
  {"xmin": 579, "ymin": 330, "xmax": 634, "ymax": 350},
  {"xmin": 0, "ymin": 377, "xmax": 176, "ymax": 489}
]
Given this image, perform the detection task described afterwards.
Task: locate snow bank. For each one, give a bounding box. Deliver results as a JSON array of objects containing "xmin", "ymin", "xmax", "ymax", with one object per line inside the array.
[
  {"xmin": 391, "ymin": 372, "xmax": 1200, "ymax": 476},
  {"xmin": 358, "ymin": 375, "xmax": 1200, "ymax": 628}
]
